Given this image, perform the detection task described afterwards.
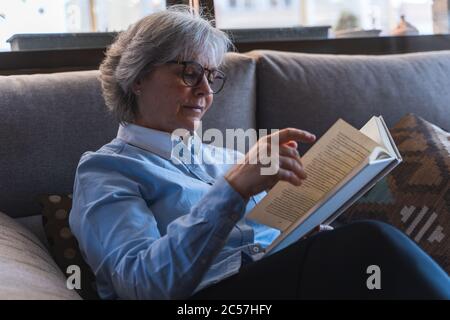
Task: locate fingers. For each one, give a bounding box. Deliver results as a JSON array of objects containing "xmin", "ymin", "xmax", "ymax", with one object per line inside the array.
[
  {"xmin": 285, "ymin": 140, "xmax": 298, "ymax": 149},
  {"xmin": 278, "ymin": 156, "xmax": 307, "ymax": 185},
  {"xmin": 226, "ymin": 129, "xmax": 313, "ymax": 199},
  {"xmin": 276, "ymin": 142, "xmax": 307, "ymax": 186},
  {"xmin": 279, "ymin": 144, "xmax": 304, "ymax": 173},
  {"xmin": 279, "ymin": 143, "xmax": 300, "ymax": 160},
  {"xmin": 277, "ymin": 168, "xmax": 303, "ymax": 186},
  {"xmin": 275, "ymin": 128, "xmax": 316, "ymax": 145}
]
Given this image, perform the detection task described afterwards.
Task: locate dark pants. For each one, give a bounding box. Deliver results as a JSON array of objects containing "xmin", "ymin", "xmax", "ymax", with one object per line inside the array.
[{"xmin": 192, "ymin": 220, "xmax": 450, "ymax": 299}]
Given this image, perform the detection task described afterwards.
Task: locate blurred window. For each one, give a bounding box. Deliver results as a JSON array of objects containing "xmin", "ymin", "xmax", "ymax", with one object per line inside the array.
[
  {"xmin": 0, "ymin": 0, "xmax": 448, "ymax": 51},
  {"xmin": 0, "ymin": 0, "xmax": 166, "ymax": 51},
  {"xmin": 214, "ymin": 0, "xmax": 445, "ymax": 38}
]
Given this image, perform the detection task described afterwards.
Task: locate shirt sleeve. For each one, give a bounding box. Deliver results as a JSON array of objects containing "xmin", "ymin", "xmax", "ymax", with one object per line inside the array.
[{"xmin": 69, "ymin": 152, "xmax": 248, "ymax": 300}]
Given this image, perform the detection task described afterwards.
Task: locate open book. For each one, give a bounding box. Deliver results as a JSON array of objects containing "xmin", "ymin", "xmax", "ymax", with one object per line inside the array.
[{"xmin": 248, "ymin": 116, "xmax": 402, "ymax": 255}]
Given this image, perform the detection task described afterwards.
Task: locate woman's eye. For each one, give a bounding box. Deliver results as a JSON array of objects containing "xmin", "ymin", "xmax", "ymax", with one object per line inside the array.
[
  {"xmin": 185, "ymin": 71, "xmax": 199, "ymax": 80},
  {"xmin": 184, "ymin": 66, "xmax": 197, "ymax": 74},
  {"xmin": 184, "ymin": 73, "xmax": 198, "ymax": 80}
]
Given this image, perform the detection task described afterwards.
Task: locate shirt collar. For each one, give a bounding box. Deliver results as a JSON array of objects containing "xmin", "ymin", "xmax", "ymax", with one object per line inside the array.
[{"xmin": 117, "ymin": 122, "xmax": 202, "ymax": 160}]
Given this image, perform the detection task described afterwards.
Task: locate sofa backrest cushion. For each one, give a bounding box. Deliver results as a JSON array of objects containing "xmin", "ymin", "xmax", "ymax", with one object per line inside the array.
[
  {"xmin": 202, "ymin": 52, "xmax": 257, "ymax": 132},
  {"xmin": 0, "ymin": 53, "xmax": 257, "ymax": 218},
  {"xmin": 0, "ymin": 70, "xmax": 116, "ymax": 218},
  {"xmin": 251, "ymin": 50, "xmax": 450, "ymax": 153}
]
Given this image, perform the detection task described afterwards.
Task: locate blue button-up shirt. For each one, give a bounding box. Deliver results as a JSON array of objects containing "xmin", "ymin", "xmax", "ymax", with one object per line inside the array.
[{"xmin": 69, "ymin": 122, "xmax": 279, "ymax": 299}]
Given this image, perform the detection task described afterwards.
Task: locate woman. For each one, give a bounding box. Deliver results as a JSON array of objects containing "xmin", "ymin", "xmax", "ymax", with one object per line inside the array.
[{"xmin": 69, "ymin": 6, "xmax": 449, "ymax": 300}]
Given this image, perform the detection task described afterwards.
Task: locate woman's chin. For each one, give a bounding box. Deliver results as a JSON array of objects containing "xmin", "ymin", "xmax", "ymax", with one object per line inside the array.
[{"xmin": 176, "ymin": 117, "xmax": 202, "ymax": 132}]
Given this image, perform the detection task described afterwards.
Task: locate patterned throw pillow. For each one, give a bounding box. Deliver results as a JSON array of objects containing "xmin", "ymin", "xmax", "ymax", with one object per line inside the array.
[
  {"xmin": 338, "ymin": 114, "xmax": 449, "ymax": 274},
  {"xmin": 37, "ymin": 194, "xmax": 99, "ymax": 299}
]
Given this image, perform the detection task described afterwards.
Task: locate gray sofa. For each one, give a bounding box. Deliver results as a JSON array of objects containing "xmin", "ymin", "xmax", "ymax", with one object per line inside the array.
[{"xmin": 1, "ymin": 49, "xmax": 449, "ymax": 299}]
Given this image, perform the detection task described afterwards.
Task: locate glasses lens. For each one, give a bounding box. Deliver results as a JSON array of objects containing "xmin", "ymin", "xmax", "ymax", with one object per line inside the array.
[
  {"xmin": 208, "ymin": 70, "xmax": 226, "ymax": 94},
  {"xmin": 182, "ymin": 62, "xmax": 226, "ymax": 94},
  {"xmin": 183, "ymin": 62, "xmax": 203, "ymax": 86}
]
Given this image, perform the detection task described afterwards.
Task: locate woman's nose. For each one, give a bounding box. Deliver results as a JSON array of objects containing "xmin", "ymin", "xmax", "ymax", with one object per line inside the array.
[{"xmin": 193, "ymin": 75, "xmax": 213, "ymax": 96}]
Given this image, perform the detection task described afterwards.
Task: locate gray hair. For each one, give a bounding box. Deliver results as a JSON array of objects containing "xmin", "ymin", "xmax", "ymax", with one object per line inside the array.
[{"xmin": 99, "ymin": 5, "xmax": 233, "ymax": 125}]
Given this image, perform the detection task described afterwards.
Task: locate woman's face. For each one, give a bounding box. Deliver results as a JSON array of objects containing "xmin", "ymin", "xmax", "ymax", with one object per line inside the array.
[{"xmin": 133, "ymin": 61, "xmax": 214, "ymax": 133}]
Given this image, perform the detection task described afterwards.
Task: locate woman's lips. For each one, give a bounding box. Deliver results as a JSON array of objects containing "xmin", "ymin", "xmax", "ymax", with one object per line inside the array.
[{"xmin": 183, "ymin": 106, "xmax": 204, "ymax": 113}]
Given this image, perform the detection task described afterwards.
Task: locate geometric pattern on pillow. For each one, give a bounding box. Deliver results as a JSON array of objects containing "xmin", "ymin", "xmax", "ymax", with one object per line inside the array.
[
  {"xmin": 339, "ymin": 114, "xmax": 449, "ymax": 274},
  {"xmin": 37, "ymin": 194, "xmax": 99, "ymax": 300},
  {"xmin": 0, "ymin": 211, "xmax": 81, "ymax": 300}
]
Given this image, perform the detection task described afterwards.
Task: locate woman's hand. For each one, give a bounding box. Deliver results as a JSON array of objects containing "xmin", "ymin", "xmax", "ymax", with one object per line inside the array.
[{"xmin": 224, "ymin": 128, "xmax": 316, "ymax": 200}]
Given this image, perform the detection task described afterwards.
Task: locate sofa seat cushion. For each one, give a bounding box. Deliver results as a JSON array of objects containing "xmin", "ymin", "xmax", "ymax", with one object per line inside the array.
[
  {"xmin": 0, "ymin": 211, "xmax": 81, "ymax": 299},
  {"xmin": 251, "ymin": 50, "xmax": 450, "ymax": 154},
  {"xmin": 14, "ymin": 214, "xmax": 49, "ymax": 248}
]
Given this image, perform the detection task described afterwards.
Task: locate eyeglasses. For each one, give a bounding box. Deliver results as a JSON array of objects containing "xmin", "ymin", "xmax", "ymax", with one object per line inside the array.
[{"xmin": 167, "ymin": 60, "xmax": 226, "ymax": 94}]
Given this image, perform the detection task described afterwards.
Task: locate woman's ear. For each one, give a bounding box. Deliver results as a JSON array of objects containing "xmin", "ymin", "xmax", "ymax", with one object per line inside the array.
[{"xmin": 132, "ymin": 80, "xmax": 142, "ymax": 96}]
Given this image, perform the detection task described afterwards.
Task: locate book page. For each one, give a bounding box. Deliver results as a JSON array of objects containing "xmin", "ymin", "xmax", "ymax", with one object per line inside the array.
[
  {"xmin": 375, "ymin": 116, "xmax": 401, "ymax": 160},
  {"xmin": 247, "ymin": 119, "xmax": 382, "ymax": 231},
  {"xmin": 360, "ymin": 116, "xmax": 392, "ymax": 162},
  {"xmin": 360, "ymin": 116, "xmax": 384, "ymax": 146}
]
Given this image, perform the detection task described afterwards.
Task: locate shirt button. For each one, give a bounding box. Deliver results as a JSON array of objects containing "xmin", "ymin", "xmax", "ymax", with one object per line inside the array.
[{"xmin": 252, "ymin": 246, "xmax": 260, "ymax": 253}]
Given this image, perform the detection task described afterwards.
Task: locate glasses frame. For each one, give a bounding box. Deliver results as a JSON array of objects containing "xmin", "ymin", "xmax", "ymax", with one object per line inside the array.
[{"xmin": 167, "ymin": 60, "xmax": 227, "ymax": 94}]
